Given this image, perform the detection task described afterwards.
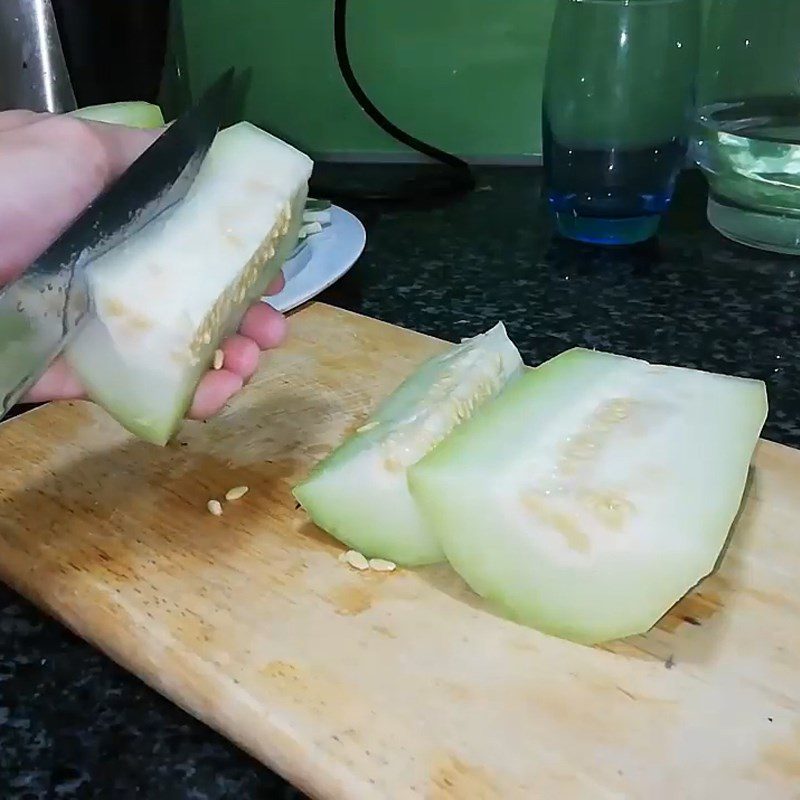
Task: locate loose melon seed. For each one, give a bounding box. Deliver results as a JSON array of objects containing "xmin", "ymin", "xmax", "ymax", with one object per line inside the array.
[
  {"xmin": 368, "ymin": 558, "xmax": 397, "ymax": 572},
  {"xmin": 207, "ymin": 499, "xmax": 223, "ymax": 516},
  {"xmin": 212, "ymin": 349, "xmax": 225, "ymax": 370},
  {"xmin": 343, "ymin": 550, "xmax": 369, "ymax": 570},
  {"xmin": 225, "ymin": 485, "xmax": 249, "ymax": 501}
]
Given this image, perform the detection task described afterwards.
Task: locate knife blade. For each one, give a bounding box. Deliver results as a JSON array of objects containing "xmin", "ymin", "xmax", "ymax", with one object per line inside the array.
[{"xmin": 0, "ymin": 67, "xmax": 234, "ymax": 421}]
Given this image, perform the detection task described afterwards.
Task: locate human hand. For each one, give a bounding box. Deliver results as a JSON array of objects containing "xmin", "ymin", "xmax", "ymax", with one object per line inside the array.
[{"xmin": 0, "ymin": 110, "xmax": 287, "ymax": 418}]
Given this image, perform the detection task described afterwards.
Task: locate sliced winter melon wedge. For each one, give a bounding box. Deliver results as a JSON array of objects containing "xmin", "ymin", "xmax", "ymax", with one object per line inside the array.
[
  {"xmin": 65, "ymin": 121, "xmax": 313, "ymax": 445},
  {"xmin": 408, "ymin": 347, "xmax": 768, "ymax": 644},
  {"xmin": 293, "ymin": 324, "xmax": 524, "ymax": 566},
  {"xmin": 70, "ymin": 101, "xmax": 165, "ymax": 128}
]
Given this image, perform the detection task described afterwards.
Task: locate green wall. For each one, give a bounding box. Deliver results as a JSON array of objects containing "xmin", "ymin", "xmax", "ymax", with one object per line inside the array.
[{"xmin": 166, "ymin": 0, "xmax": 710, "ymax": 163}]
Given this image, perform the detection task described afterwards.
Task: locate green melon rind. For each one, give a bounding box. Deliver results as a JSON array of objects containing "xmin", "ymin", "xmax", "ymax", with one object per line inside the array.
[
  {"xmin": 70, "ymin": 101, "xmax": 165, "ymax": 129},
  {"xmin": 408, "ymin": 347, "xmax": 768, "ymax": 644}
]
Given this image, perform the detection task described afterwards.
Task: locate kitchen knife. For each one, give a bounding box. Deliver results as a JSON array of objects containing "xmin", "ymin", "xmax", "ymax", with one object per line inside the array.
[{"xmin": 0, "ymin": 67, "xmax": 234, "ymax": 422}]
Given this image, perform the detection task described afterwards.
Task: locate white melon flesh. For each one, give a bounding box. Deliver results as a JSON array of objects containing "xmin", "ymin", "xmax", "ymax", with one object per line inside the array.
[
  {"xmin": 71, "ymin": 101, "xmax": 165, "ymax": 128},
  {"xmin": 408, "ymin": 347, "xmax": 768, "ymax": 644},
  {"xmin": 65, "ymin": 121, "xmax": 313, "ymax": 445},
  {"xmin": 293, "ymin": 324, "xmax": 524, "ymax": 566}
]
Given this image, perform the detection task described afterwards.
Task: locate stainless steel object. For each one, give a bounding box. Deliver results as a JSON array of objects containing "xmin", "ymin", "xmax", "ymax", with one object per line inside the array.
[
  {"xmin": 0, "ymin": 0, "xmax": 76, "ymax": 112},
  {"xmin": 0, "ymin": 67, "xmax": 234, "ymax": 420}
]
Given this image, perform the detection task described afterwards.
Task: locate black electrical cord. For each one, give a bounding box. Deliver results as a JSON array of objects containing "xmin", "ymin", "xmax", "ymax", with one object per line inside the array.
[{"xmin": 327, "ymin": 0, "xmax": 476, "ymax": 204}]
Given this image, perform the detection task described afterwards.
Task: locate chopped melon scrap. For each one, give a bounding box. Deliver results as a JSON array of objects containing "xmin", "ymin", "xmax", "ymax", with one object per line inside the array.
[{"xmin": 293, "ymin": 323, "xmax": 524, "ymax": 566}]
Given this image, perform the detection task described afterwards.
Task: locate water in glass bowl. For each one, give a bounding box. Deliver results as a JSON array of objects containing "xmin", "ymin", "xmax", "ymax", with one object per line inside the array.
[{"xmin": 694, "ymin": 96, "xmax": 800, "ymax": 253}]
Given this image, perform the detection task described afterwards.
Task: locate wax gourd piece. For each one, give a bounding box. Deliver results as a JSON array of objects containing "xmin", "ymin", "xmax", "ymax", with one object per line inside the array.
[
  {"xmin": 408, "ymin": 347, "xmax": 767, "ymax": 644},
  {"xmin": 293, "ymin": 324, "xmax": 525, "ymax": 566},
  {"xmin": 70, "ymin": 101, "xmax": 165, "ymax": 128},
  {"xmin": 65, "ymin": 121, "xmax": 313, "ymax": 445}
]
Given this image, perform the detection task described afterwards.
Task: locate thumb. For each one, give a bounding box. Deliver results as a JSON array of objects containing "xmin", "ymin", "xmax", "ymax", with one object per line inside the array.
[
  {"xmin": 0, "ymin": 117, "xmax": 163, "ymax": 285},
  {"xmin": 82, "ymin": 119, "xmax": 164, "ymax": 182}
]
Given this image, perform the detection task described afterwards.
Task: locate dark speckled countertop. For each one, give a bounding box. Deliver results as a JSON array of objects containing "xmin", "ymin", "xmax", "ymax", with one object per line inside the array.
[{"xmin": 1, "ymin": 166, "xmax": 798, "ymax": 799}]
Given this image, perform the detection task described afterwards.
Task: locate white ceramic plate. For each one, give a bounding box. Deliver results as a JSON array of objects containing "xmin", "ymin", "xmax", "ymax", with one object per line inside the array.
[{"xmin": 265, "ymin": 205, "xmax": 366, "ymax": 313}]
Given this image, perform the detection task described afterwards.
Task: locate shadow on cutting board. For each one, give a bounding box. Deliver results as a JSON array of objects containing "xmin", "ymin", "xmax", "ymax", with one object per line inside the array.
[{"xmin": 0, "ymin": 387, "xmax": 341, "ymax": 595}]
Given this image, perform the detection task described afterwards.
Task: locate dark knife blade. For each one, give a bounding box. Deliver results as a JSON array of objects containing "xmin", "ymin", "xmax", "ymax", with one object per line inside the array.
[{"xmin": 0, "ymin": 67, "xmax": 234, "ymax": 421}]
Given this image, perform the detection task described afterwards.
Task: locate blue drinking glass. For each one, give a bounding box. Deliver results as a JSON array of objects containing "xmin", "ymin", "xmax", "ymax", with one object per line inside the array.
[{"xmin": 542, "ymin": 0, "xmax": 700, "ymax": 246}]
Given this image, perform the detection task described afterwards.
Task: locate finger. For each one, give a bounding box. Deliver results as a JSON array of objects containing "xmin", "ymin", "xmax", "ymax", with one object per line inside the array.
[
  {"xmin": 82, "ymin": 120, "xmax": 164, "ymax": 181},
  {"xmin": 21, "ymin": 358, "xmax": 85, "ymax": 403},
  {"xmin": 264, "ymin": 270, "xmax": 285, "ymax": 296},
  {"xmin": 188, "ymin": 369, "xmax": 243, "ymax": 420},
  {"xmin": 238, "ymin": 302, "xmax": 287, "ymax": 350},
  {"xmin": 218, "ymin": 334, "xmax": 260, "ymax": 380},
  {"xmin": 0, "ymin": 110, "xmax": 43, "ymax": 132}
]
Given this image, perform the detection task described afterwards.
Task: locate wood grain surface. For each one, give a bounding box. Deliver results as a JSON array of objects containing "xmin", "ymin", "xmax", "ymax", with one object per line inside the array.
[{"xmin": 0, "ymin": 302, "xmax": 798, "ymax": 799}]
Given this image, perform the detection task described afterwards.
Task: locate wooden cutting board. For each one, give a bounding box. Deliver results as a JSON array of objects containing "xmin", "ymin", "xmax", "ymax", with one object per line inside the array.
[{"xmin": 0, "ymin": 302, "xmax": 798, "ymax": 800}]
